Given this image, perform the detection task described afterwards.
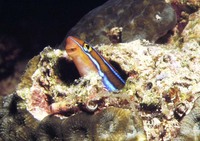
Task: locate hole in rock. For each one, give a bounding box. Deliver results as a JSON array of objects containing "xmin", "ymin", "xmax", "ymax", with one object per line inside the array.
[
  {"xmin": 109, "ymin": 60, "xmax": 128, "ymax": 81},
  {"xmin": 140, "ymin": 103, "xmax": 161, "ymax": 112},
  {"xmin": 56, "ymin": 58, "xmax": 128, "ymax": 85},
  {"xmin": 156, "ymin": 30, "xmax": 174, "ymax": 44},
  {"xmin": 56, "ymin": 57, "xmax": 80, "ymax": 84}
]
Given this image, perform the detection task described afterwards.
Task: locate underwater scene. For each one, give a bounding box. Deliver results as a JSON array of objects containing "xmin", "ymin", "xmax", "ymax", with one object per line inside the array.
[{"xmin": 1, "ymin": 0, "xmax": 200, "ymax": 140}]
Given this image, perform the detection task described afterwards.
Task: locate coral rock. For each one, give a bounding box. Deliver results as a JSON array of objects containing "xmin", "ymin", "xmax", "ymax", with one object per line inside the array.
[
  {"xmin": 61, "ymin": 0, "xmax": 176, "ymax": 46},
  {"xmin": 175, "ymin": 97, "xmax": 200, "ymax": 141}
]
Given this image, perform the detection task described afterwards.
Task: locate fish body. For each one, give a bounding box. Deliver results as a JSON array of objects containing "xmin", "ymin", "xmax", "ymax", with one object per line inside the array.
[{"xmin": 65, "ymin": 36, "xmax": 125, "ymax": 91}]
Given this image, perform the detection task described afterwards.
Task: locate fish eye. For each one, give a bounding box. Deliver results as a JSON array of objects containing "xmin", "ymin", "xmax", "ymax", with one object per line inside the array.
[
  {"xmin": 84, "ymin": 43, "xmax": 90, "ymax": 49},
  {"xmin": 83, "ymin": 43, "xmax": 92, "ymax": 52}
]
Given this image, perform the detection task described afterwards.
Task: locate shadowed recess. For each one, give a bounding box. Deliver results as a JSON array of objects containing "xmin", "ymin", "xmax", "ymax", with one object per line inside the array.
[
  {"xmin": 56, "ymin": 57, "xmax": 80, "ymax": 84},
  {"xmin": 56, "ymin": 57, "xmax": 127, "ymax": 86},
  {"xmin": 140, "ymin": 103, "xmax": 161, "ymax": 112},
  {"xmin": 109, "ymin": 60, "xmax": 128, "ymax": 81}
]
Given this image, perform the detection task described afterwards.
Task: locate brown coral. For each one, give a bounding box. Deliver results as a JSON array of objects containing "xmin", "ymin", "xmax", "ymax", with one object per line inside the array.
[
  {"xmin": 60, "ymin": 0, "xmax": 176, "ymax": 46},
  {"xmin": 175, "ymin": 96, "xmax": 200, "ymax": 141}
]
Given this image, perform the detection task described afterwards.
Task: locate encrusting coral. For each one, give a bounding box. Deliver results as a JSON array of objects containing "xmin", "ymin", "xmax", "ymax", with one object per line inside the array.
[
  {"xmin": 0, "ymin": 94, "xmax": 39, "ymax": 141},
  {"xmin": 0, "ymin": 94, "xmax": 146, "ymax": 141},
  {"xmin": 61, "ymin": 0, "xmax": 177, "ymax": 46},
  {"xmin": 1, "ymin": 0, "xmax": 200, "ymax": 140},
  {"xmin": 174, "ymin": 96, "xmax": 200, "ymax": 141},
  {"xmin": 14, "ymin": 31, "xmax": 200, "ymax": 140}
]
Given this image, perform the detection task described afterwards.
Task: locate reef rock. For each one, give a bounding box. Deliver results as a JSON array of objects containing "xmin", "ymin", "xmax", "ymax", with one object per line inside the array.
[
  {"xmin": 14, "ymin": 30, "xmax": 200, "ymax": 140},
  {"xmin": 0, "ymin": 94, "xmax": 39, "ymax": 141},
  {"xmin": 181, "ymin": 10, "xmax": 200, "ymax": 44},
  {"xmin": 61, "ymin": 0, "xmax": 177, "ymax": 46},
  {"xmin": 1, "ymin": 0, "xmax": 200, "ymax": 141},
  {"xmin": 174, "ymin": 96, "xmax": 200, "ymax": 141}
]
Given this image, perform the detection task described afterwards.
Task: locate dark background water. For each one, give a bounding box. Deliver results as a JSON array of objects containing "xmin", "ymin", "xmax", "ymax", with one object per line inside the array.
[
  {"xmin": 0, "ymin": 0, "xmax": 108, "ymax": 58},
  {"xmin": 0, "ymin": 0, "xmax": 108, "ymax": 82}
]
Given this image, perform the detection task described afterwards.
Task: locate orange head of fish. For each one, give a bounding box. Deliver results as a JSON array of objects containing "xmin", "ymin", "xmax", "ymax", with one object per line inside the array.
[
  {"xmin": 65, "ymin": 36, "xmax": 98, "ymax": 76},
  {"xmin": 65, "ymin": 36, "xmax": 85, "ymax": 59}
]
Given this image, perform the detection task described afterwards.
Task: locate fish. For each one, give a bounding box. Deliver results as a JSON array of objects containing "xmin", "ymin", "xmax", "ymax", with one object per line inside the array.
[{"xmin": 65, "ymin": 36, "xmax": 125, "ymax": 91}]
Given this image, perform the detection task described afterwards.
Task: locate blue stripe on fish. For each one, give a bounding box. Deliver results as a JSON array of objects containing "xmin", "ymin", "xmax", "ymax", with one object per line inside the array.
[{"xmin": 68, "ymin": 36, "xmax": 125, "ymax": 91}]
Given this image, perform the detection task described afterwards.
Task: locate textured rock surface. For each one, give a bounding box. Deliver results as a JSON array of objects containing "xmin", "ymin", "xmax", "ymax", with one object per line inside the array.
[
  {"xmin": 0, "ymin": 94, "xmax": 146, "ymax": 140},
  {"xmin": 0, "ymin": 94, "xmax": 39, "ymax": 141},
  {"xmin": 1, "ymin": 0, "xmax": 200, "ymax": 140},
  {"xmin": 174, "ymin": 97, "xmax": 200, "ymax": 141},
  {"xmin": 61, "ymin": 0, "xmax": 176, "ymax": 46},
  {"xmin": 14, "ymin": 32, "xmax": 200, "ymax": 140},
  {"xmin": 181, "ymin": 10, "xmax": 200, "ymax": 44}
]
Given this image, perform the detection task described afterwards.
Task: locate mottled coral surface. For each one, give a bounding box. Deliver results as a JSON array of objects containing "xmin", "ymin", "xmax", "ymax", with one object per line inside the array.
[
  {"xmin": 61, "ymin": 0, "xmax": 176, "ymax": 46},
  {"xmin": 1, "ymin": 0, "xmax": 200, "ymax": 141},
  {"xmin": 15, "ymin": 32, "xmax": 200, "ymax": 140}
]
